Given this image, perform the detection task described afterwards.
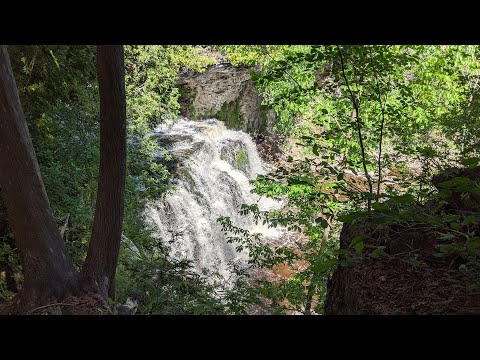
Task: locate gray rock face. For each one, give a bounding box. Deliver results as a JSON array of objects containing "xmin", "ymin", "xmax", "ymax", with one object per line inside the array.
[{"xmin": 178, "ymin": 65, "xmax": 275, "ymax": 133}]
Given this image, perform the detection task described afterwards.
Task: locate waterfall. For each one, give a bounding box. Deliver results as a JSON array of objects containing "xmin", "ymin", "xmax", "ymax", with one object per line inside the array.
[{"xmin": 145, "ymin": 119, "xmax": 282, "ymax": 280}]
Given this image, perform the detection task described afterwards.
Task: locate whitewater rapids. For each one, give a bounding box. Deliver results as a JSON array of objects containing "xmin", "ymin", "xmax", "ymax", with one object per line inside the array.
[{"xmin": 145, "ymin": 119, "xmax": 283, "ymax": 279}]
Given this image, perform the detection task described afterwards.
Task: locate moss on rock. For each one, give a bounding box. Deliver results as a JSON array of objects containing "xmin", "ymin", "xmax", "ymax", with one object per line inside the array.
[
  {"xmin": 215, "ymin": 99, "xmax": 244, "ymax": 130},
  {"xmin": 178, "ymin": 85, "xmax": 197, "ymax": 119}
]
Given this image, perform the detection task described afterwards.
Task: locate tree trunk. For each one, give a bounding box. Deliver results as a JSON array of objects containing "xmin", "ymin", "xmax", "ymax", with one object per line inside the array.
[
  {"xmin": 0, "ymin": 45, "xmax": 77, "ymax": 307},
  {"xmin": 81, "ymin": 46, "xmax": 126, "ymax": 299},
  {"xmin": 304, "ymin": 280, "xmax": 316, "ymax": 315}
]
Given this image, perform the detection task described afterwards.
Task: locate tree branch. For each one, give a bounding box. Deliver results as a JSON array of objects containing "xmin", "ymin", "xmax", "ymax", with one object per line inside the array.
[
  {"xmin": 336, "ymin": 45, "xmax": 373, "ymax": 211},
  {"xmin": 368, "ymin": 46, "xmax": 387, "ymax": 197}
]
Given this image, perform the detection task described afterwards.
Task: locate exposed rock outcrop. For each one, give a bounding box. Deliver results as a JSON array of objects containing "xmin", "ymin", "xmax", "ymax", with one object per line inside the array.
[{"xmin": 177, "ymin": 65, "xmax": 275, "ymax": 134}]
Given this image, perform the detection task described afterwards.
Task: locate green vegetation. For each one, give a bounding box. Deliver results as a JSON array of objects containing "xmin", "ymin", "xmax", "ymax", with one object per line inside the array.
[
  {"xmin": 218, "ymin": 45, "xmax": 480, "ymax": 314},
  {"xmin": 178, "ymin": 85, "xmax": 197, "ymax": 119},
  {"xmin": 257, "ymin": 106, "xmax": 270, "ymax": 133},
  {"xmin": 234, "ymin": 148, "xmax": 248, "ymax": 171},
  {"xmin": 215, "ymin": 99, "xmax": 244, "ymax": 129}
]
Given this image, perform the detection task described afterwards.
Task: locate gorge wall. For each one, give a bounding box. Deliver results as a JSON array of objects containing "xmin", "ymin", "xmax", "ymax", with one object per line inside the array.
[{"xmin": 177, "ymin": 65, "xmax": 275, "ymax": 134}]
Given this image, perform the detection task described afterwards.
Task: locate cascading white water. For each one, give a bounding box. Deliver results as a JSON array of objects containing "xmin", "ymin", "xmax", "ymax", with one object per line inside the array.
[{"xmin": 145, "ymin": 118, "xmax": 282, "ymax": 280}]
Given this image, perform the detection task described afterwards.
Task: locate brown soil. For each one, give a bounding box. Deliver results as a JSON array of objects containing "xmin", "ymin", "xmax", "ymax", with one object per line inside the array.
[{"xmin": 325, "ymin": 237, "xmax": 480, "ymax": 315}]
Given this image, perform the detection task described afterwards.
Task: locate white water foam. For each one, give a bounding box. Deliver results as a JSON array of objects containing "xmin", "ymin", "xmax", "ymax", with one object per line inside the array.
[{"xmin": 145, "ymin": 119, "xmax": 283, "ymax": 279}]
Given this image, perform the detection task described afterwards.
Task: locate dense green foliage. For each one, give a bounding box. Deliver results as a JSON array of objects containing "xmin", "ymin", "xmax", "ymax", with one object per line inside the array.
[{"xmin": 219, "ymin": 45, "xmax": 480, "ymax": 313}]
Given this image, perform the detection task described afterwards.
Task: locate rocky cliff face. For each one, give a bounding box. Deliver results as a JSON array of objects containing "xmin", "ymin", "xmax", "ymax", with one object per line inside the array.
[{"xmin": 177, "ymin": 65, "xmax": 275, "ymax": 134}]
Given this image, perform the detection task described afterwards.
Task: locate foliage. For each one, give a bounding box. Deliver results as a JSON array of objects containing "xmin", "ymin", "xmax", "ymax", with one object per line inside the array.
[
  {"xmin": 219, "ymin": 45, "xmax": 480, "ymax": 313},
  {"xmin": 115, "ymin": 238, "xmax": 258, "ymax": 314},
  {"xmin": 7, "ymin": 45, "xmax": 98, "ymax": 134},
  {"xmin": 215, "ymin": 99, "xmax": 243, "ymax": 129},
  {"xmin": 7, "ymin": 45, "xmax": 101, "ymax": 268},
  {"xmin": 218, "ymin": 159, "xmax": 346, "ymax": 314},
  {"xmin": 234, "ymin": 148, "xmax": 248, "ymax": 170},
  {"xmin": 125, "ymin": 45, "xmax": 214, "ymax": 129},
  {"xmin": 230, "ymin": 45, "xmax": 479, "ymax": 165},
  {"xmin": 218, "ymin": 45, "xmax": 287, "ymax": 67},
  {"xmin": 0, "ymin": 242, "xmax": 19, "ymax": 300},
  {"xmin": 219, "ymin": 45, "xmax": 266, "ymax": 67}
]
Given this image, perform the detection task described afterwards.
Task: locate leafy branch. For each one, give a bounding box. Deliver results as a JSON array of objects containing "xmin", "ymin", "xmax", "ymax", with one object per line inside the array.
[
  {"xmin": 368, "ymin": 46, "xmax": 387, "ymax": 197},
  {"xmin": 336, "ymin": 45, "xmax": 373, "ymax": 211}
]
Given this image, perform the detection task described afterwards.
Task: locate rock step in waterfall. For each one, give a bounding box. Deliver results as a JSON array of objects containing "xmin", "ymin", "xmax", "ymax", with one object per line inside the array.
[{"xmin": 145, "ymin": 119, "xmax": 284, "ymax": 281}]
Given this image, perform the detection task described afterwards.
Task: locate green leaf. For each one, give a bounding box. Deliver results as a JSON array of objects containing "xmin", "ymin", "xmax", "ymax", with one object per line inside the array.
[
  {"xmin": 372, "ymin": 202, "xmax": 388, "ymax": 211},
  {"xmin": 301, "ymin": 135, "xmax": 314, "ymax": 141},
  {"xmin": 350, "ymin": 235, "xmax": 365, "ymax": 248},
  {"xmin": 460, "ymin": 157, "xmax": 480, "ymax": 169},
  {"xmin": 319, "ymin": 218, "xmax": 329, "ymax": 229},
  {"xmin": 337, "ymin": 214, "xmax": 355, "ymax": 223},
  {"xmin": 466, "ymin": 240, "xmax": 480, "ymax": 248},
  {"xmin": 354, "ymin": 241, "xmax": 364, "ymax": 254},
  {"xmin": 49, "ymin": 50, "xmax": 60, "ymax": 68},
  {"xmin": 369, "ymin": 247, "xmax": 387, "ymax": 258},
  {"xmin": 450, "ymin": 222, "xmax": 462, "ymax": 230},
  {"xmin": 312, "ymin": 143, "xmax": 319, "ymax": 156},
  {"xmin": 463, "ymin": 215, "xmax": 477, "ymax": 225},
  {"xmin": 313, "ymin": 258, "xmax": 338, "ymax": 273}
]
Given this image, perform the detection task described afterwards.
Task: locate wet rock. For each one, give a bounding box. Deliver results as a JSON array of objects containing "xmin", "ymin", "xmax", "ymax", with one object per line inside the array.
[{"xmin": 117, "ymin": 298, "xmax": 138, "ymax": 315}]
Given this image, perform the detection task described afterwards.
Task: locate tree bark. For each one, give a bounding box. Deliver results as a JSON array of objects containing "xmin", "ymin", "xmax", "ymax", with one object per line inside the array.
[
  {"xmin": 0, "ymin": 45, "xmax": 77, "ymax": 306},
  {"xmin": 81, "ymin": 46, "xmax": 126, "ymax": 299}
]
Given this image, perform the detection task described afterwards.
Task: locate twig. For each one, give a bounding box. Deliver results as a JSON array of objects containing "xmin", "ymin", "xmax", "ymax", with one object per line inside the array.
[
  {"xmin": 392, "ymin": 249, "xmax": 421, "ymax": 257},
  {"xmin": 26, "ymin": 302, "xmax": 74, "ymax": 315}
]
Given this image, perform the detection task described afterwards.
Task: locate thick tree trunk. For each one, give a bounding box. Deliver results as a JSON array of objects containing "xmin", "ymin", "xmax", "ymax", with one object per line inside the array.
[
  {"xmin": 0, "ymin": 45, "xmax": 77, "ymax": 307},
  {"xmin": 81, "ymin": 46, "xmax": 126, "ymax": 299}
]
